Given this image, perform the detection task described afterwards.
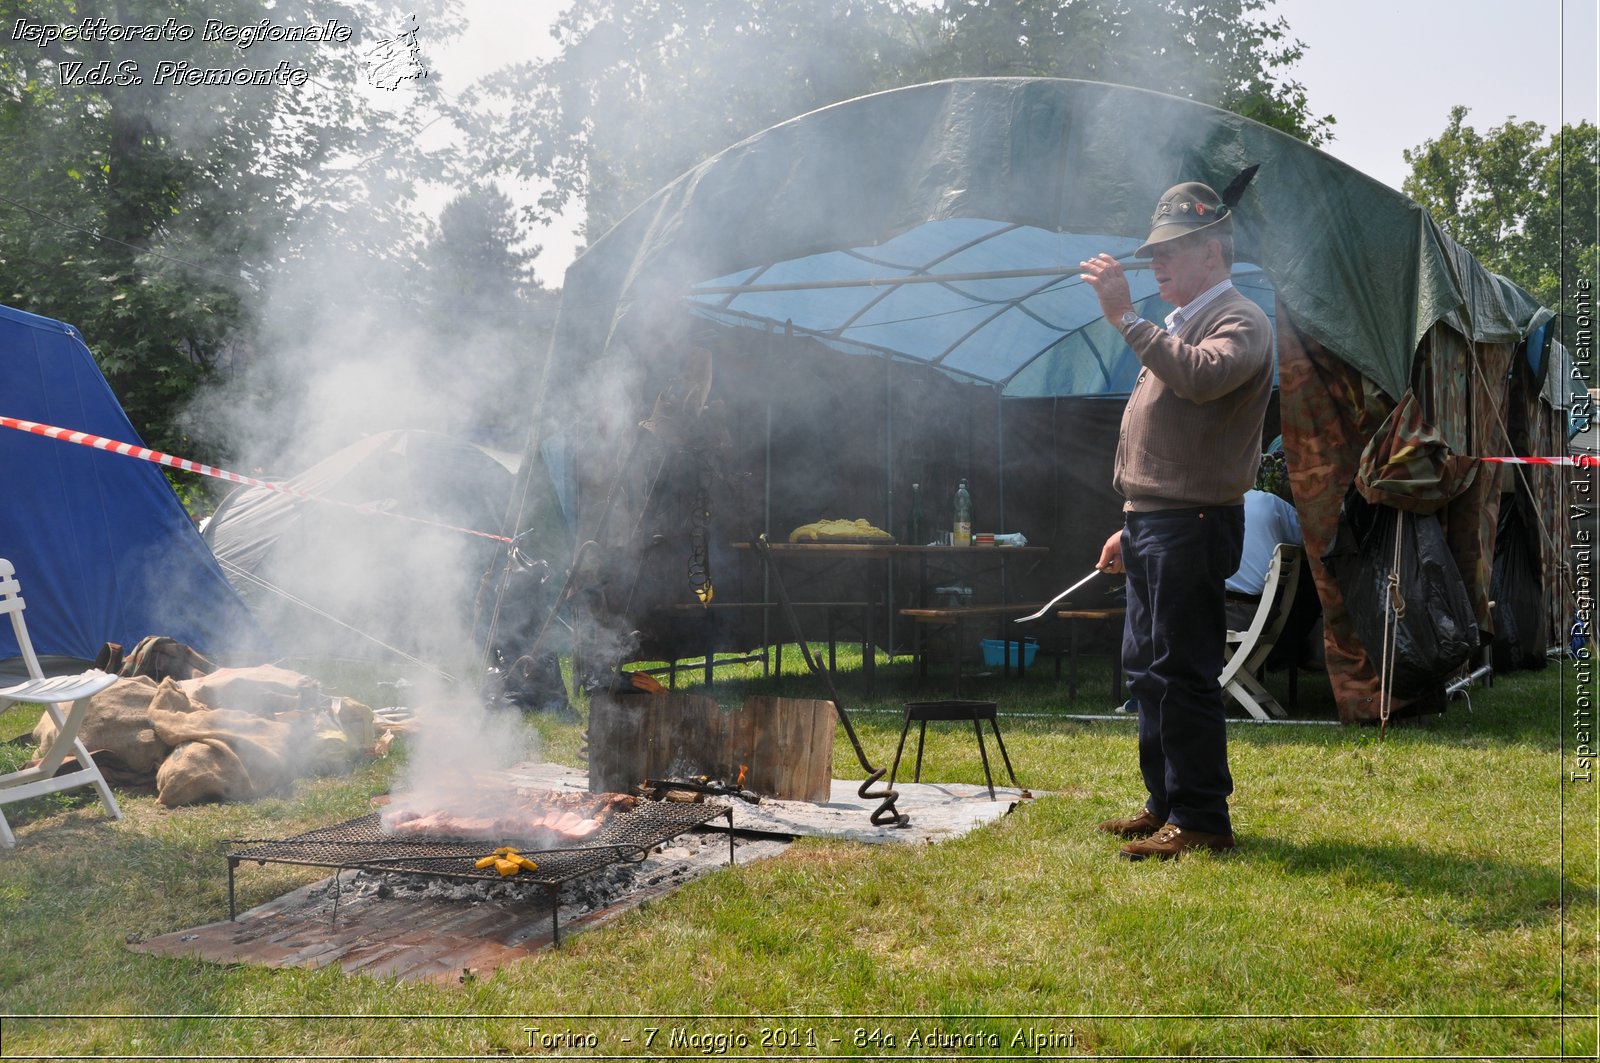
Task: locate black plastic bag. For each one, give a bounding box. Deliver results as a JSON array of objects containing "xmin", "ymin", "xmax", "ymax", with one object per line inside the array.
[
  {"xmin": 1323, "ymin": 488, "xmax": 1479, "ymax": 697},
  {"xmin": 1489, "ymin": 492, "xmax": 1548, "ymax": 672}
]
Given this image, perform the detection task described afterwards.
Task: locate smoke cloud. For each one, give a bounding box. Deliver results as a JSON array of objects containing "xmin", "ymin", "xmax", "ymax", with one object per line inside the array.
[{"xmin": 384, "ymin": 678, "xmax": 544, "ymax": 821}]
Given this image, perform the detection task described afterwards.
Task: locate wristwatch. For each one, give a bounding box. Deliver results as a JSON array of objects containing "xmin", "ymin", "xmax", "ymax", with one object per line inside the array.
[{"xmin": 1118, "ymin": 310, "xmax": 1142, "ymax": 332}]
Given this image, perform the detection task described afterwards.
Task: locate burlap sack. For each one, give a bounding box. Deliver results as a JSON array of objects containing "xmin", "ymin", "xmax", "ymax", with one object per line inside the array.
[
  {"xmin": 156, "ymin": 739, "xmax": 252, "ymax": 806},
  {"xmin": 178, "ymin": 665, "xmax": 320, "ymax": 717},
  {"xmin": 31, "ymin": 675, "xmax": 175, "ymax": 784},
  {"xmin": 149, "ymin": 698, "xmax": 297, "ymax": 804},
  {"xmin": 329, "ymin": 697, "xmax": 376, "ymax": 750}
]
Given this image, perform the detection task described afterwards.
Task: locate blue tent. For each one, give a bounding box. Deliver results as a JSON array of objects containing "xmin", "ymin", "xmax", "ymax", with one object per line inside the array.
[{"xmin": 0, "ymin": 302, "xmax": 263, "ymax": 663}]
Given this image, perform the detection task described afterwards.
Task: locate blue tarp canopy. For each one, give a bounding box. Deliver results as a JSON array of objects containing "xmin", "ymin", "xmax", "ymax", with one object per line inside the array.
[
  {"xmin": 0, "ymin": 303, "xmax": 263, "ymax": 663},
  {"xmin": 687, "ymin": 220, "xmax": 1276, "ymax": 396}
]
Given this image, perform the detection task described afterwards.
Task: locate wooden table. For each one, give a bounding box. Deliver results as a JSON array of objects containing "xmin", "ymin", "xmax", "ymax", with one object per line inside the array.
[
  {"xmin": 899, "ymin": 601, "xmax": 1048, "ymax": 696},
  {"xmin": 734, "ymin": 542, "xmax": 1049, "ymax": 691},
  {"xmin": 1056, "ymin": 607, "xmax": 1126, "ymax": 705}
]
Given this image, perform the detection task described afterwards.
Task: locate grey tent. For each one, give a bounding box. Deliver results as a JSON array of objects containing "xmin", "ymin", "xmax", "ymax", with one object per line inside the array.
[
  {"xmin": 524, "ymin": 78, "xmax": 1570, "ymax": 721},
  {"xmin": 204, "ymin": 430, "xmax": 520, "ymax": 669}
]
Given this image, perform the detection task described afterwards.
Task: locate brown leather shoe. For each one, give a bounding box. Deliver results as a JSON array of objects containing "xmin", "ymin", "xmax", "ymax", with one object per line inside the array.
[
  {"xmin": 1096, "ymin": 807, "xmax": 1163, "ymax": 838},
  {"xmin": 1118, "ymin": 822, "xmax": 1236, "ymax": 861}
]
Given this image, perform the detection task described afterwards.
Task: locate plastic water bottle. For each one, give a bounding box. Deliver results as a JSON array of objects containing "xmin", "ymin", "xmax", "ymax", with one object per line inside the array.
[{"xmin": 954, "ymin": 479, "xmax": 972, "ymax": 546}]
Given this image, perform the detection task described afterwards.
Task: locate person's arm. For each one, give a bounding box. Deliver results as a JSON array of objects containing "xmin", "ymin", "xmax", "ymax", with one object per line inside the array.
[
  {"xmin": 1078, "ymin": 253, "xmax": 1268, "ymax": 404},
  {"xmin": 1123, "ymin": 311, "xmax": 1272, "ymax": 403},
  {"xmin": 1275, "ymin": 495, "xmax": 1303, "ymax": 545}
]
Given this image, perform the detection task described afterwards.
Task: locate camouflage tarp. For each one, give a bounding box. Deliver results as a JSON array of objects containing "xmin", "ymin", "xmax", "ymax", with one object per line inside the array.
[
  {"xmin": 1353, "ymin": 390, "xmax": 1479, "ymax": 514},
  {"xmin": 1278, "ymin": 307, "xmax": 1406, "ymax": 723},
  {"xmin": 1281, "ymin": 308, "xmax": 1547, "ymax": 722}
]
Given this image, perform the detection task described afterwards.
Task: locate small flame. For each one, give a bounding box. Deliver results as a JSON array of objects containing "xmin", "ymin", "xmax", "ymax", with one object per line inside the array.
[{"xmin": 736, "ymin": 763, "xmax": 748, "ymax": 788}]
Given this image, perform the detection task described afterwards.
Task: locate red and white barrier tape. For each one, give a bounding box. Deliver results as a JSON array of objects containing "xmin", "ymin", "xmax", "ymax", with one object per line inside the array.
[
  {"xmin": 0, "ymin": 415, "xmax": 512, "ymax": 544},
  {"xmin": 1480, "ymin": 455, "xmax": 1599, "ymax": 467},
  {"xmin": 3, "ymin": 413, "xmax": 1591, "ymax": 541}
]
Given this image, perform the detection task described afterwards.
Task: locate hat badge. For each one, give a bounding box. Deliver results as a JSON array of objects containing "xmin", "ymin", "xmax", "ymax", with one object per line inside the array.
[
  {"xmin": 1179, "ymin": 202, "xmax": 1190, "ymax": 213},
  {"xmin": 1195, "ymin": 202, "xmax": 1206, "ymax": 216}
]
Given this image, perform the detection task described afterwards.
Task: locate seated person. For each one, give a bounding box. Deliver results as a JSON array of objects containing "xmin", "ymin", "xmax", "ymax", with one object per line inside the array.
[{"xmin": 1225, "ymin": 487, "xmax": 1302, "ymax": 630}]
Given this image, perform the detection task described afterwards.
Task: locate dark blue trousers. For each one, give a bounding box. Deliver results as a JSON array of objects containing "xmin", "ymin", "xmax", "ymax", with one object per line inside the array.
[{"xmin": 1121, "ymin": 505, "xmax": 1244, "ymax": 836}]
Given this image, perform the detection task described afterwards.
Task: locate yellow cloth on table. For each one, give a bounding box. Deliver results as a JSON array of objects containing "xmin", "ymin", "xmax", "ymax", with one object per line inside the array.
[{"xmin": 788, "ymin": 518, "xmax": 894, "ymax": 543}]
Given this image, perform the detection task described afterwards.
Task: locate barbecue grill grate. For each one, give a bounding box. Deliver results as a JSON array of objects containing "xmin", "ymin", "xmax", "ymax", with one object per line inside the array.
[{"xmin": 226, "ymin": 800, "xmax": 733, "ymax": 943}]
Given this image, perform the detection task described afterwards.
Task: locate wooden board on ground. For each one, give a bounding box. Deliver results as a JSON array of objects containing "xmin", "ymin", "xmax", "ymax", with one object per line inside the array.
[
  {"xmin": 129, "ymin": 878, "xmax": 557, "ymax": 984},
  {"xmin": 130, "ymin": 832, "xmax": 792, "ymax": 984},
  {"xmin": 588, "ymin": 692, "xmax": 834, "ymax": 802}
]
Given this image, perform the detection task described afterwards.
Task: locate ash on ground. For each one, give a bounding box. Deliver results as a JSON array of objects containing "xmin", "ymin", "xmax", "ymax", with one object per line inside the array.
[{"xmin": 309, "ymin": 827, "xmax": 744, "ymax": 921}]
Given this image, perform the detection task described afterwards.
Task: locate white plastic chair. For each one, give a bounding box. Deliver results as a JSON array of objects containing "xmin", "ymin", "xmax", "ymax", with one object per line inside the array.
[
  {"xmin": 1220, "ymin": 544, "xmax": 1303, "ymax": 721},
  {"xmin": 0, "ymin": 558, "xmax": 121, "ymax": 847}
]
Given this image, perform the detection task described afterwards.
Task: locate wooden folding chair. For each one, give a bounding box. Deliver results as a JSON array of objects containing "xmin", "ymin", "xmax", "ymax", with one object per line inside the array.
[
  {"xmin": 1220, "ymin": 544, "xmax": 1303, "ymax": 721},
  {"xmin": 0, "ymin": 558, "xmax": 121, "ymax": 847}
]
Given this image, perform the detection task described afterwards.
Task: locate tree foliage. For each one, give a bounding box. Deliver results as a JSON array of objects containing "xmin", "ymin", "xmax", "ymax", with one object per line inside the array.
[
  {"xmin": 468, "ymin": 0, "xmax": 930, "ymax": 244},
  {"xmin": 471, "ymin": 0, "xmax": 1333, "ymax": 251},
  {"xmin": 0, "ymin": 0, "xmax": 462, "ymax": 452},
  {"xmin": 419, "ymin": 184, "xmax": 552, "ymax": 447},
  {"xmin": 429, "ymin": 184, "xmax": 541, "ymax": 313},
  {"xmin": 918, "ymin": 0, "xmax": 1331, "ymax": 143},
  {"xmin": 1404, "ymin": 106, "xmax": 1598, "ymax": 341},
  {"xmin": 0, "ymin": 0, "xmax": 1339, "ymax": 462}
]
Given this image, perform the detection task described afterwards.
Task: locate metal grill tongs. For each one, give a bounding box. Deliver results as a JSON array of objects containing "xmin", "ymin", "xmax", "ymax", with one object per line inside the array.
[{"xmin": 1014, "ymin": 569, "xmax": 1102, "ymax": 623}]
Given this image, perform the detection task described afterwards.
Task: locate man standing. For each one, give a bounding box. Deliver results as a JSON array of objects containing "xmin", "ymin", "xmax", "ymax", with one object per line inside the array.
[{"xmin": 1078, "ymin": 180, "xmax": 1274, "ymax": 860}]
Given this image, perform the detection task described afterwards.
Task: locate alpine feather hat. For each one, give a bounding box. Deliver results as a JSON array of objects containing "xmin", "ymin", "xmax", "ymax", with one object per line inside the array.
[{"xmin": 1134, "ymin": 181, "xmax": 1232, "ymax": 257}]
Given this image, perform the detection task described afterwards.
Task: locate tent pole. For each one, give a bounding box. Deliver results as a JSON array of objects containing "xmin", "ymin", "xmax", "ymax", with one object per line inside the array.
[
  {"xmin": 690, "ymin": 257, "xmax": 1152, "ymax": 296},
  {"xmin": 884, "ymin": 347, "xmax": 896, "ymax": 659},
  {"xmin": 997, "ymin": 390, "xmax": 1007, "ymax": 602},
  {"xmin": 762, "ymin": 326, "xmax": 777, "ymax": 675}
]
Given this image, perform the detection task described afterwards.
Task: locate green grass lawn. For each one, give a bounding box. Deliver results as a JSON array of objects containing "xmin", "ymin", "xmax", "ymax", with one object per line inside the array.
[{"xmin": 0, "ymin": 647, "xmax": 1593, "ymax": 1059}]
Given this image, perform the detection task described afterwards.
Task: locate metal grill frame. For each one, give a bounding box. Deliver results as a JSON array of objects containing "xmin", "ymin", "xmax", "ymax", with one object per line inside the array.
[{"xmin": 226, "ymin": 801, "xmax": 734, "ymax": 945}]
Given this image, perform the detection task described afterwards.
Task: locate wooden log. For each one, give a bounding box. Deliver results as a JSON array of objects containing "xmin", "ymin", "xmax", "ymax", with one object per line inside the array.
[{"xmin": 588, "ymin": 692, "xmax": 834, "ymax": 802}]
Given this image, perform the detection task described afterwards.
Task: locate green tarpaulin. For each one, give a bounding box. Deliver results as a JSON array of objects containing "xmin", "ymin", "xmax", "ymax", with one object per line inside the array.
[{"xmin": 553, "ymin": 78, "xmax": 1550, "ymax": 402}]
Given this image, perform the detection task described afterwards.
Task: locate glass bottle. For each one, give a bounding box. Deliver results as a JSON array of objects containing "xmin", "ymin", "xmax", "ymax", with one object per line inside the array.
[
  {"xmin": 954, "ymin": 479, "xmax": 972, "ymax": 546},
  {"xmin": 908, "ymin": 482, "xmax": 923, "ymax": 545}
]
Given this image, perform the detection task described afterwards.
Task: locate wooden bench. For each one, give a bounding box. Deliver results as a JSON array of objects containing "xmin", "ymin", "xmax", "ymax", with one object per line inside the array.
[
  {"xmin": 1056, "ymin": 607, "xmax": 1126, "ymax": 705},
  {"xmin": 667, "ymin": 599, "xmax": 874, "ymax": 688},
  {"xmin": 898, "ymin": 603, "xmax": 1047, "ymax": 696}
]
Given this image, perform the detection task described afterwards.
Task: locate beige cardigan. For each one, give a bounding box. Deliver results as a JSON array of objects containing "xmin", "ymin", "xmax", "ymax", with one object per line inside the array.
[{"xmin": 1112, "ymin": 288, "xmax": 1274, "ymax": 512}]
